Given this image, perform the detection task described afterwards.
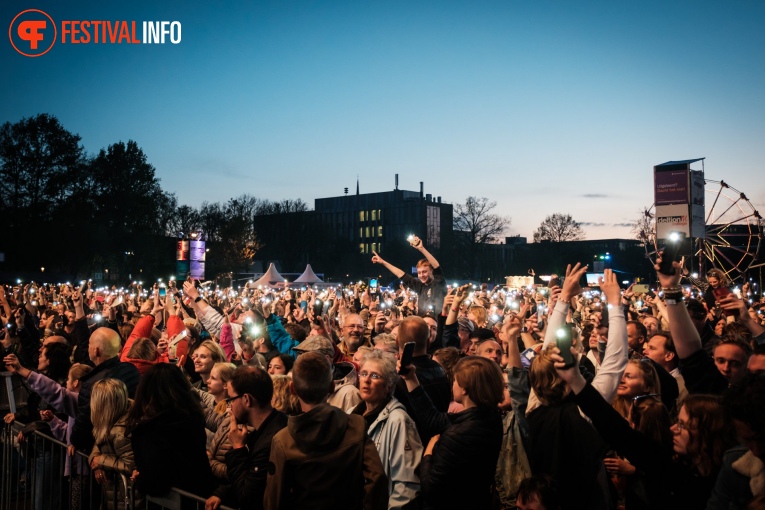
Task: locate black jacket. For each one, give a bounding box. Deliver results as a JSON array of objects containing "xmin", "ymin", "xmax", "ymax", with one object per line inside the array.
[
  {"xmin": 402, "ymin": 266, "xmax": 447, "ymax": 317},
  {"xmin": 409, "ymin": 386, "xmax": 502, "ymax": 510},
  {"xmin": 679, "ymin": 349, "xmax": 728, "ymax": 395},
  {"xmin": 574, "ymin": 382, "xmax": 718, "ymax": 510},
  {"xmin": 527, "ymin": 394, "xmax": 610, "ymax": 510},
  {"xmin": 129, "ymin": 409, "xmax": 215, "ymax": 498},
  {"xmin": 394, "ymin": 355, "xmax": 451, "ymax": 444},
  {"xmin": 216, "ymin": 409, "xmax": 288, "ymax": 510},
  {"xmin": 70, "ymin": 356, "xmax": 140, "ymax": 451}
]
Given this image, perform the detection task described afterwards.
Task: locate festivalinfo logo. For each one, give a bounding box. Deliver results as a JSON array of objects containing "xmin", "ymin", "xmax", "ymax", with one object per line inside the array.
[{"xmin": 9, "ymin": 9, "xmax": 182, "ymax": 57}]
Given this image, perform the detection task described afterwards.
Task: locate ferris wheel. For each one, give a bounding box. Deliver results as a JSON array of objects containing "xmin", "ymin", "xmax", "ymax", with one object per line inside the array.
[{"xmin": 640, "ymin": 179, "xmax": 763, "ymax": 283}]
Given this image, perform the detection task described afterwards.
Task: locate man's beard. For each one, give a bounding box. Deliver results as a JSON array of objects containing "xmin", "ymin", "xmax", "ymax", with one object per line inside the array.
[{"xmin": 345, "ymin": 333, "xmax": 363, "ymax": 351}]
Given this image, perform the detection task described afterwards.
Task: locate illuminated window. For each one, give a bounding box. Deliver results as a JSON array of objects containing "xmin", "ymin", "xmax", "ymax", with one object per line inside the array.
[
  {"xmin": 359, "ymin": 243, "xmax": 365, "ymax": 253},
  {"xmin": 371, "ymin": 243, "xmax": 377, "ymax": 252},
  {"xmin": 371, "ymin": 210, "xmax": 377, "ymax": 221},
  {"xmin": 359, "ymin": 211, "xmax": 365, "ymax": 222},
  {"xmin": 360, "ymin": 227, "xmax": 364, "ymax": 238},
  {"xmin": 366, "ymin": 226, "xmax": 370, "ymax": 238},
  {"xmin": 378, "ymin": 226, "xmax": 383, "ymax": 237},
  {"xmin": 378, "ymin": 209, "xmax": 382, "ymax": 220}
]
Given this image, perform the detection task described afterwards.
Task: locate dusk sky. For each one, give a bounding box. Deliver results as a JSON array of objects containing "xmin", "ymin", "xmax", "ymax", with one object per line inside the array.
[{"xmin": 3, "ymin": 0, "xmax": 764, "ymax": 242}]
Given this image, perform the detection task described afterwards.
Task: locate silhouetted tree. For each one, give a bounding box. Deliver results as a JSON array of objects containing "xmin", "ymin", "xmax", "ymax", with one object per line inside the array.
[
  {"xmin": 632, "ymin": 208, "xmax": 656, "ymax": 247},
  {"xmin": 452, "ymin": 196, "xmax": 511, "ymax": 279},
  {"xmin": 533, "ymin": 213, "xmax": 585, "ymax": 242},
  {"xmin": 0, "ymin": 114, "xmax": 87, "ymax": 272}
]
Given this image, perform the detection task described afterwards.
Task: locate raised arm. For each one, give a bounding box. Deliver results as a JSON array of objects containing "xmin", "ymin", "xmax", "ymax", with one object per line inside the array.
[
  {"xmin": 409, "ymin": 235, "xmax": 440, "ymax": 270},
  {"xmin": 718, "ymin": 294, "xmax": 765, "ymax": 341},
  {"xmin": 590, "ymin": 269, "xmax": 628, "ymax": 404},
  {"xmin": 371, "ymin": 251, "xmax": 405, "ymax": 279},
  {"xmin": 654, "ymin": 255, "xmax": 702, "ymax": 359},
  {"xmin": 543, "ymin": 263, "xmax": 588, "ymax": 349}
]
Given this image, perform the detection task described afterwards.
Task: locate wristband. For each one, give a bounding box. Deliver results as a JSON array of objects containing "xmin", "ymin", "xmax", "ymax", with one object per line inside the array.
[
  {"xmin": 451, "ymin": 308, "xmax": 459, "ymax": 312},
  {"xmin": 661, "ymin": 286, "xmax": 682, "ymax": 293},
  {"xmin": 194, "ymin": 296, "xmax": 204, "ymax": 303},
  {"xmin": 663, "ymin": 291, "xmax": 683, "ymax": 305}
]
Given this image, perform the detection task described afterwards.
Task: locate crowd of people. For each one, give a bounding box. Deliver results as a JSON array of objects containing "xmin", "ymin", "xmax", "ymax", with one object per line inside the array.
[{"xmin": 1, "ymin": 233, "xmax": 765, "ymax": 510}]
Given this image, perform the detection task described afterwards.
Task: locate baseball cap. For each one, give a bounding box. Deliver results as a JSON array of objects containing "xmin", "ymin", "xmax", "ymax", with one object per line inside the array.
[
  {"xmin": 458, "ymin": 316, "xmax": 475, "ymax": 333},
  {"xmin": 294, "ymin": 335, "xmax": 334, "ymax": 358}
]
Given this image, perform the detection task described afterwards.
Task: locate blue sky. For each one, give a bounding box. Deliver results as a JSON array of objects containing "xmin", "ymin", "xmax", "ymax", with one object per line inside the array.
[{"xmin": 3, "ymin": 0, "xmax": 764, "ymax": 241}]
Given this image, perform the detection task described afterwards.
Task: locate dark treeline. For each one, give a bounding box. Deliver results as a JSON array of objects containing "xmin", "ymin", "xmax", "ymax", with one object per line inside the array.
[{"xmin": 0, "ymin": 113, "xmax": 307, "ymax": 281}]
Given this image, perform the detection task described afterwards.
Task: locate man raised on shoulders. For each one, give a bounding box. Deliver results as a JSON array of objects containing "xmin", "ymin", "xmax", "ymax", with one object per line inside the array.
[{"xmin": 371, "ymin": 234, "xmax": 446, "ymax": 317}]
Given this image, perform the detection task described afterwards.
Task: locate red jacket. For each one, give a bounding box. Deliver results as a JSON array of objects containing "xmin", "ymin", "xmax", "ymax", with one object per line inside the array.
[{"xmin": 120, "ymin": 315, "xmax": 170, "ymax": 375}]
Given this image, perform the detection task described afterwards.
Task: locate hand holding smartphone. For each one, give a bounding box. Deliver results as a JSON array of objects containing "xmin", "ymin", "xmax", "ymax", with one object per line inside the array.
[
  {"xmin": 713, "ymin": 287, "xmax": 739, "ymax": 318},
  {"xmin": 658, "ymin": 232, "xmax": 686, "ymax": 275},
  {"xmin": 555, "ymin": 325, "xmax": 575, "ymax": 368},
  {"xmin": 399, "ymin": 342, "xmax": 415, "ymax": 375}
]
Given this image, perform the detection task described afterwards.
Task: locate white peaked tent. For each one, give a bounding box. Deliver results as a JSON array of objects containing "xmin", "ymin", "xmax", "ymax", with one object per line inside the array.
[
  {"xmin": 252, "ymin": 263, "xmax": 286, "ymax": 288},
  {"xmin": 293, "ymin": 264, "xmax": 323, "ymax": 284}
]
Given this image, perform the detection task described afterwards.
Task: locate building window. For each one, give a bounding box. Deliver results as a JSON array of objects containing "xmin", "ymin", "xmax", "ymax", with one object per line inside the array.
[
  {"xmin": 378, "ymin": 226, "xmax": 383, "ymax": 237},
  {"xmin": 366, "ymin": 226, "xmax": 370, "ymax": 238},
  {"xmin": 359, "ymin": 227, "xmax": 364, "ymax": 238},
  {"xmin": 359, "ymin": 243, "xmax": 365, "ymax": 254},
  {"xmin": 359, "ymin": 211, "xmax": 365, "ymax": 222},
  {"xmin": 371, "ymin": 210, "xmax": 377, "ymax": 221},
  {"xmin": 378, "ymin": 209, "xmax": 382, "ymax": 220},
  {"xmin": 427, "ymin": 205, "xmax": 441, "ymax": 248},
  {"xmin": 371, "ymin": 242, "xmax": 377, "ymax": 253}
]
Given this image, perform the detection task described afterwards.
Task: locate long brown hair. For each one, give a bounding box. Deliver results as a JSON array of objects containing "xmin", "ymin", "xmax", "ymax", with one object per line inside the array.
[
  {"xmin": 126, "ymin": 363, "xmax": 204, "ymax": 433},
  {"xmin": 629, "ymin": 396, "xmax": 673, "ymax": 453},
  {"xmin": 680, "ymin": 395, "xmax": 737, "ymax": 477}
]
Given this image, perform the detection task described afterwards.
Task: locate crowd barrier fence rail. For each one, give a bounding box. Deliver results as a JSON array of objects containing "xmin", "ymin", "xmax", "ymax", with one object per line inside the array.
[{"xmin": 1, "ymin": 421, "xmax": 236, "ymax": 510}]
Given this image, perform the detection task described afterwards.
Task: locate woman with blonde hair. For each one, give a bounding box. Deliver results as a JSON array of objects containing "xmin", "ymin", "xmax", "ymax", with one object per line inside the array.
[
  {"xmin": 612, "ymin": 359, "xmax": 662, "ymax": 420},
  {"xmin": 552, "ymin": 348, "xmax": 737, "ymax": 509},
  {"xmin": 89, "ymin": 378, "xmax": 137, "ymax": 510},
  {"xmin": 271, "ymin": 374, "xmax": 301, "ymax": 416},
  {"xmin": 195, "ymin": 362, "xmax": 236, "ymax": 482},
  {"xmin": 191, "ymin": 340, "xmax": 226, "ymax": 391}
]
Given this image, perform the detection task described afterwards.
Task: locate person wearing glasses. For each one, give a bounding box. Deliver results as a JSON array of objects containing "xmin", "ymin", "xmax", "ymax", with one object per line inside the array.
[
  {"xmin": 550, "ymin": 341, "xmax": 737, "ymax": 509},
  {"xmin": 350, "ymin": 349, "xmax": 423, "ymax": 509},
  {"xmin": 205, "ymin": 365, "xmax": 288, "ymax": 510},
  {"xmin": 264, "ymin": 352, "xmax": 387, "ymax": 510}
]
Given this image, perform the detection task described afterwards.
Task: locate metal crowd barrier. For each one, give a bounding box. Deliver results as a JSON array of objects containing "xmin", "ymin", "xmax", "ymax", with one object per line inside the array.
[{"xmin": 1, "ymin": 421, "xmax": 236, "ymax": 510}]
